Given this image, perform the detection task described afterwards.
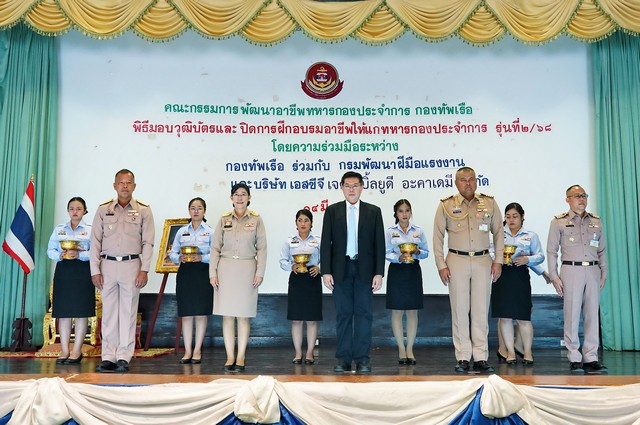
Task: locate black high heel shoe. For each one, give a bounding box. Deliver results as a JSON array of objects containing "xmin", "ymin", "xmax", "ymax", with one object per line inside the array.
[
  {"xmin": 496, "ymin": 351, "xmax": 508, "ymax": 363},
  {"xmin": 515, "ymin": 349, "xmax": 525, "ymax": 359},
  {"xmin": 179, "ymin": 356, "xmax": 192, "ymax": 364},
  {"xmin": 66, "ymin": 354, "xmax": 83, "ymax": 364}
]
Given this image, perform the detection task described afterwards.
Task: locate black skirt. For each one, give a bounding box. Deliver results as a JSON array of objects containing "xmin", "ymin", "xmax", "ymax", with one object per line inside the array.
[
  {"xmin": 287, "ymin": 271, "xmax": 323, "ymax": 321},
  {"xmin": 491, "ymin": 265, "xmax": 532, "ymax": 320},
  {"xmin": 176, "ymin": 262, "xmax": 213, "ymax": 317},
  {"xmin": 52, "ymin": 260, "xmax": 95, "ymax": 318},
  {"xmin": 386, "ymin": 261, "xmax": 424, "ymax": 310}
]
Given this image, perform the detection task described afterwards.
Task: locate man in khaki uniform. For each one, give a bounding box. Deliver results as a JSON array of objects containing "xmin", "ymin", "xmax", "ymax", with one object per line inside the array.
[
  {"xmin": 90, "ymin": 169, "xmax": 155, "ymax": 373},
  {"xmin": 433, "ymin": 167, "xmax": 503, "ymax": 373},
  {"xmin": 547, "ymin": 184, "xmax": 607, "ymax": 373}
]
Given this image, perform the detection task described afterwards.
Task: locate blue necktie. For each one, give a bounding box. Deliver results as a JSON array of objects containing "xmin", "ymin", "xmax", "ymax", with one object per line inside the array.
[{"xmin": 347, "ymin": 204, "xmax": 357, "ymax": 257}]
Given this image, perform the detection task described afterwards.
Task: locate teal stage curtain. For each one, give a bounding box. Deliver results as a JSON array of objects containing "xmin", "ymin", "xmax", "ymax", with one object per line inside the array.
[
  {"xmin": 593, "ymin": 32, "xmax": 640, "ymax": 350},
  {"xmin": 0, "ymin": 24, "xmax": 58, "ymax": 348}
]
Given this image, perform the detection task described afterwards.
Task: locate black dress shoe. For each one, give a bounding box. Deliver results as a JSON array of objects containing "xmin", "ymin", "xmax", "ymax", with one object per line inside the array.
[
  {"xmin": 398, "ymin": 358, "xmax": 409, "ymax": 365},
  {"xmin": 235, "ymin": 364, "xmax": 245, "ymax": 372},
  {"xmin": 496, "ymin": 351, "xmax": 508, "ymax": 363},
  {"xmin": 455, "ymin": 360, "xmax": 470, "ymax": 373},
  {"xmin": 569, "ymin": 362, "xmax": 584, "ymax": 373},
  {"xmin": 506, "ymin": 359, "xmax": 517, "ymax": 365},
  {"xmin": 304, "ymin": 358, "xmax": 315, "ymax": 365},
  {"xmin": 224, "ymin": 364, "xmax": 236, "ymax": 372},
  {"xmin": 191, "ymin": 357, "xmax": 202, "ymax": 364},
  {"xmin": 583, "ymin": 361, "xmax": 607, "ymax": 371},
  {"xmin": 116, "ymin": 359, "xmax": 129, "ymax": 373},
  {"xmin": 407, "ymin": 358, "xmax": 416, "ymax": 365},
  {"xmin": 356, "ymin": 361, "xmax": 371, "ymax": 373},
  {"xmin": 96, "ymin": 360, "xmax": 117, "ymax": 373},
  {"xmin": 522, "ymin": 359, "xmax": 534, "ymax": 366},
  {"xmin": 56, "ymin": 356, "xmax": 69, "ymax": 365},
  {"xmin": 292, "ymin": 358, "xmax": 302, "ymax": 364},
  {"xmin": 473, "ymin": 361, "xmax": 495, "ymax": 372},
  {"xmin": 66, "ymin": 354, "xmax": 83, "ymax": 364},
  {"xmin": 334, "ymin": 361, "xmax": 351, "ymax": 373},
  {"xmin": 179, "ymin": 357, "xmax": 192, "ymax": 364}
]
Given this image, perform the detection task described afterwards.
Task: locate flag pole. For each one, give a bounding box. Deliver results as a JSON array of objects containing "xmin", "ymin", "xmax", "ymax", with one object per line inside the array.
[{"xmin": 6, "ymin": 175, "xmax": 37, "ymax": 352}]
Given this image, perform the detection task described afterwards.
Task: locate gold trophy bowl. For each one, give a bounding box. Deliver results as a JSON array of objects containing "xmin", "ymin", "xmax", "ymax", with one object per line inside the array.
[
  {"xmin": 399, "ymin": 243, "xmax": 418, "ymax": 263},
  {"xmin": 59, "ymin": 240, "xmax": 79, "ymax": 259},
  {"xmin": 292, "ymin": 253, "xmax": 312, "ymax": 273},
  {"xmin": 504, "ymin": 245, "xmax": 517, "ymax": 264},
  {"xmin": 180, "ymin": 246, "xmax": 199, "ymax": 262}
]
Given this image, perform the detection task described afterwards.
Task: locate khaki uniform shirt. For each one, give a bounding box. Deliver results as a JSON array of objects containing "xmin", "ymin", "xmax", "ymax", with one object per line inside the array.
[
  {"xmin": 210, "ymin": 210, "xmax": 267, "ymax": 278},
  {"xmin": 547, "ymin": 210, "xmax": 607, "ymax": 281},
  {"xmin": 90, "ymin": 199, "xmax": 155, "ymax": 275},
  {"xmin": 433, "ymin": 193, "xmax": 504, "ymax": 270}
]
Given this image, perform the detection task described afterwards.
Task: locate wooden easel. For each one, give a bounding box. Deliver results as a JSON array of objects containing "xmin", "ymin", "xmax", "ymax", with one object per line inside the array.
[{"xmin": 143, "ymin": 273, "xmax": 181, "ymax": 351}]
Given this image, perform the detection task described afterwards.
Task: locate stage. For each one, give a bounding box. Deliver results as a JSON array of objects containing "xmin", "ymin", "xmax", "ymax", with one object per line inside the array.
[{"xmin": 2, "ymin": 345, "xmax": 639, "ymax": 385}]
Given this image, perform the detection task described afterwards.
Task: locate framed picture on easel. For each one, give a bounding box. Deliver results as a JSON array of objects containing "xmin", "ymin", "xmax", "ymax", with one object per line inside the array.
[{"xmin": 154, "ymin": 218, "xmax": 189, "ymax": 273}]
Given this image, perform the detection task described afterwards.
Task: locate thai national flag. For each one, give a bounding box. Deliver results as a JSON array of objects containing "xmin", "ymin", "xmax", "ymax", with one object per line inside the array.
[{"xmin": 2, "ymin": 180, "xmax": 35, "ymax": 274}]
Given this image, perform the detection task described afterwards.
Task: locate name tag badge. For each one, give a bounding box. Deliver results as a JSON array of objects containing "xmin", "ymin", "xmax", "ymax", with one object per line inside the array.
[
  {"xmin": 479, "ymin": 223, "xmax": 489, "ymax": 232},
  {"xmin": 590, "ymin": 240, "xmax": 599, "ymax": 248}
]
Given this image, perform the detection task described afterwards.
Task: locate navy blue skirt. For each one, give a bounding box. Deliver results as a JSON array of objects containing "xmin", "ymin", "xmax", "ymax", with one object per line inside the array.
[
  {"xmin": 491, "ymin": 265, "xmax": 532, "ymax": 320},
  {"xmin": 287, "ymin": 271, "xmax": 323, "ymax": 321},
  {"xmin": 386, "ymin": 261, "xmax": 424, "ymax": 310},
  {"xmin": 52, "ymin": 260, "xmax": 95, "ymax": 318},
  {"xmin": 176, "ymin": 262, "xmax": 213, "ymax": 317}
]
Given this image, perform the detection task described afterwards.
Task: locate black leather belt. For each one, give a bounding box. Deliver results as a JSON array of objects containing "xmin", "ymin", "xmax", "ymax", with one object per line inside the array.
[
  {"xmin": 562, "ymin": 261, "xmax": 599, "ymax": 266},
  {"xmin": 101, "ymin": 254, "xmax": 140, "ymax": 262},
  {"xmin": 346, "ymin": 255, "xmax": 358, "ymax": 261},
  {"xmin": 449, "ymin": 249, "xmax": 489, "ymax": 257}
]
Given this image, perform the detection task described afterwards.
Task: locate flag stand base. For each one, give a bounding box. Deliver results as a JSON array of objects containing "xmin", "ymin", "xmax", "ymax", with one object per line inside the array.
[{"xmin": 10, "ymin": 317, "xmax": 37, "ymax": 352}]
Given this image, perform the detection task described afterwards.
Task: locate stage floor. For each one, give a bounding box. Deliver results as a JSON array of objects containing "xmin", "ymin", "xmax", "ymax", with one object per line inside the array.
[{"xmin": 2, "ymin": 345, "xmax": 639, "ymax": 387}]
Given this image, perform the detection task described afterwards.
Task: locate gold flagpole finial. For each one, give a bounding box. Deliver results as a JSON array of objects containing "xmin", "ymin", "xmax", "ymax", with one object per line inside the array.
[{"xmin": 30, "ymin": 174, "xmax": 35, "ymax": 182}]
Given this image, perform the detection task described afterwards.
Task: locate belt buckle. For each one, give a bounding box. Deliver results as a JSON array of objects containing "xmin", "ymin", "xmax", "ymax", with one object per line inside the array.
[
  {"xmin": 581, "ymin": 261, "xmax": 589, "ymax": 266},
  {"xmin": 116, "ymin": 256, "xmax": 123, "ymax": 262},
  {"xmin": 469, "ymin": 251, "xmax": 475, "ymax": 257}
]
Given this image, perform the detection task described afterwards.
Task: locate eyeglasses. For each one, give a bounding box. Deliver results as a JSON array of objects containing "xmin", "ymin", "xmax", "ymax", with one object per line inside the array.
[
  {"xmin": 569, "ymin": 193, "xmax": 588, "ymax": 199},
  {"xmin": 189, "ymin": 207, "xmax": 204, "ymax": 212},
  {"xmin": 342, "ymin": 183, "xmax": 361, "ymax": 190}
]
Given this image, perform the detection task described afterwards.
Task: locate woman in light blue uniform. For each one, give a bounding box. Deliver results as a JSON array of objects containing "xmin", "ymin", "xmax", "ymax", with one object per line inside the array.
[
  {"xmin": 384, "ymin": 199, "xmax": 429, "ymax": 365},
  {"xmin": 170, "ymin": 197, "xmax": 214, "ymax": 364},
  {"xmin": 491, "ymin": 202, "xmax": 548, "ymax": 365},
  {"xmin": 279, "ymin": 209, "xmax": 322, "ymax": 365},
  {"xmin": 46, "ymin": 197, "xmax": 94, "ymax": 365}
]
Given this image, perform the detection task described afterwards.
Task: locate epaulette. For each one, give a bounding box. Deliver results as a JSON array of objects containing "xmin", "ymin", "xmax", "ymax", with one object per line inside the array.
[
  {"xmin": 478, "ymin": 193, "xmax": 494, "ymax": 198},
  {"xmin": 554, "ymin": 212, "xmax": 568, "ymax": 219},
  {"xmin": 222, "ymin": 211, "xmax": 233, "ymax": 217},
  {"xmin": 100, "ymin": 199, "xmax": 113, "ymax": 206},
  {"xmin": 440, "ymin": 195, "xmax": 453, "ymax": 202},
  {"xmin": 136, "ymin": 199, "xmax": 149, "ymax": 207},
  {"xmin": 249, "ymin": 210, "xmax": 260, "ymax": 216},
  {"xmin": 587, "ymin": 212, "xmax": 601, "ymax": 219}
]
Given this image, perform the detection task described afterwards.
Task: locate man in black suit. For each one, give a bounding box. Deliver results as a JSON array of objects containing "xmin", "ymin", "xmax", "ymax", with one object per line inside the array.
[{"xmin": 321, "ymin": 171, "xmax": 385, "ymax": 373}]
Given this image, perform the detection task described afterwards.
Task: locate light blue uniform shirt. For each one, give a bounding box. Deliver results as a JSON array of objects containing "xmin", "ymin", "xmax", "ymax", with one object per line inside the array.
[
  {"xmin": 46, "ymin": 220, "xmax": 91, "ymax": 262},
  {"xmin": 502, "ymin": 225, "xmax": 545, "ymax": 275},
  {"xmin": 279, "ymin": 233, "xmax": 321, "ymax": 271},
  {"xmin": 169, "ymin": 222, "xmax": 214, "ymax": 264},
  {"xmin": 385, "ymin": 223, "xmax": 429, "ymax": 264}
]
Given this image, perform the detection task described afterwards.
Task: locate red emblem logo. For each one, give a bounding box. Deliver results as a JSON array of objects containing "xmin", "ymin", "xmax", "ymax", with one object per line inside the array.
[{"xmin": 301, "ymin": 62, "xmax": 344, "ymax": 100}]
